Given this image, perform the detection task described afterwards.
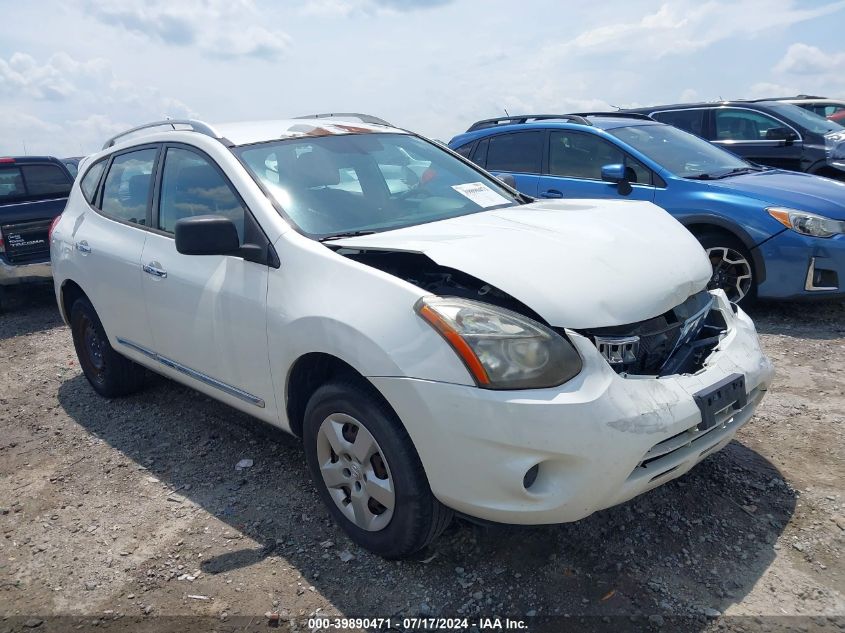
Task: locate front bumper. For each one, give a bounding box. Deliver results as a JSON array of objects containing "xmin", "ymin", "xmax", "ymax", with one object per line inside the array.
[
  {"xmin": 371, "ymin": 291, "xmax": 774, "ymax": 525},
  {"xmin": 755, "ymin": 230, "xmax": 845, "ymax": 300},
  {"xmin": 0, "ymin": 258, "xmax": 52, "ymax": 286}
]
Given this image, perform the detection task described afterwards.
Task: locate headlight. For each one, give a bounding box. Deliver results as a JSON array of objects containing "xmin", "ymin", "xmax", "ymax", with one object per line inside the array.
[
  {"xmin": 767, "ymin": 207, "xmax": 845, "ymax": 238},
  {"xmin": 415, "ymin": 296, "xmax": 582, "ymax": 389}
]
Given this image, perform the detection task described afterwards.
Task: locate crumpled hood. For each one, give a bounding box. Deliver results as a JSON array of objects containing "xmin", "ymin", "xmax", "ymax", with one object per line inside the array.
[
  {"xmin": 709, "ymin": 169, "xmax": 845, "ymax": 220},
  {"xmin": 332, "ymin": 199, "xmax": 713, "ymax": 328}
]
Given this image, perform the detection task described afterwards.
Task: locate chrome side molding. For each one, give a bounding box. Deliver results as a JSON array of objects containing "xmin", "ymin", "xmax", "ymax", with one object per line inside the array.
[{"xmin": 116, "ymin": 338, "xmax": 265, "ymax": 408}]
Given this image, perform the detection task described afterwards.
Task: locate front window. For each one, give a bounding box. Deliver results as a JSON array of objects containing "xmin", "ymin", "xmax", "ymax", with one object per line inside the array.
[
  {"xmin": 548, "ymin": 130, "xmax": 652, "ymax": 184},
  {"xmin": 765, "ymin": 102, "xmax": 843, "ymax": 135},
  {"xmin": 236, "ymin": 133, "xmax": 519, "ymax": 238},
  {"xmin": 713, "ymin": 108, "xmax": 786, "ymax": 141},
  {"xmin": 608, "ymin": 124, "xmax": 751, "ymax": 179}
]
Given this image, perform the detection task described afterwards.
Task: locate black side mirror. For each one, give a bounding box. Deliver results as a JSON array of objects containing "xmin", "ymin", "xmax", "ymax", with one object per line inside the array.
[
  {"xmin": 491, "ymin": 172, "xmax": 517, "ymax": 189},
  {"xmin": 175, "ymin": 215, "xmax": 240, "ymax": 256},
  {"xmin": 765, "ymin": 127, "xmax": 799, "ymax": 145}
]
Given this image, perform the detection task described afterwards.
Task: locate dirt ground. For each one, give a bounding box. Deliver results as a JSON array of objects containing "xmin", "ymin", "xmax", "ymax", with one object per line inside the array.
[{"xmin": 0, "ymin": 285, "xmax": 843, "ymax": 633}]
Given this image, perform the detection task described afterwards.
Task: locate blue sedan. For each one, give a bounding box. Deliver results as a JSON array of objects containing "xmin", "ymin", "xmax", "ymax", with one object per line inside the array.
[{"xmin": 449, "ymin": 114, "xmax": 845, "ymax": 304}]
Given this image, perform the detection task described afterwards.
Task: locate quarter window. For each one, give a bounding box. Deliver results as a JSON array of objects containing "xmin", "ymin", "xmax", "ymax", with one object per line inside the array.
[
  {"xmin": 485, "ymin": 132, "xmax": 543, "ymax": 173},
  {"xmin": 100, "ymin": 149, "xmax": 157, "ymax": 225},
  {"xmin": 714, "ymin": 109, "xmax": 787, "ymax": 141},
  {"xmin": 158, "ymin": 147, "xmax": 246, "ymax": 241},
  {"xmin": 80, "ymin": 160, "xmax": 106, "ymax": 204},
  {"xmin": 651, "ymin": 109, "xmax": 706, "ymax": 137},
  {"xmin": 548, "ymin": 131, "xmax": 651, "ymax": 184}
]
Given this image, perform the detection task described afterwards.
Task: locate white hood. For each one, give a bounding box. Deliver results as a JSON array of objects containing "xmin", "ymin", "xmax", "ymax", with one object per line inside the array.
[{"xmin": 332, "ymin": 199, "xmax": 713, "ymax": 328}]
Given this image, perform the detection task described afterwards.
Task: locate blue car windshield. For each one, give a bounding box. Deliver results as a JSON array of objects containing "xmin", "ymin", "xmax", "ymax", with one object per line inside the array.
[
  {"xmin": 608, "ymin": 124, "xmax": 752, "ymax": 179},
  {"xmin": 235, "ymin": 133, "xmax": 519, "ymax": 239}
]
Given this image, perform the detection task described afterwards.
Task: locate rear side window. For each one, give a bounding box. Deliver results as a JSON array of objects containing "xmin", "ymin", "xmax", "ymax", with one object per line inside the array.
[
  {"xmin": 0, "ymin": 167, "xmax": 25, "ymax": 202},
  {"xmin": 80, "ymin": 160, "xmax": 106, "ymax": 204},
  {"xmin": 158, "ymin": 147, "xmax": 246, "ymax": 241},
  {"xmin": 100, "ymin": 148, "xmax": 157, "ymax": 225},
  {"xmin": 0, "ymin": 164, "xmax": 72, "ymax": 203},
  {"xmin": 485, "ymin": 132, "xmax": 543, "ymax": 173},
  {"xmin": 22, "ymin": 165, "xmax": 72, "ymax": 197},
  {"xmin": 651, "ymin": 109, "xmax": 707, "ymax": 137}
]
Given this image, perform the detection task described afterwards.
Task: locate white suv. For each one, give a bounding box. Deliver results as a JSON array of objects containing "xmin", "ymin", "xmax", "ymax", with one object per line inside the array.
[{"xmin": 50, "ymin": 115, "xmax": 774, "ymax": 558}]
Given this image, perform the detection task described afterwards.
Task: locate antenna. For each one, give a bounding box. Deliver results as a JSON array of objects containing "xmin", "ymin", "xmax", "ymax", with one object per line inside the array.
[
  {"xmin": 503, "ymin": 107, "xmax": 510, "ymax": 116},
  {"xmin": 22, "ymin": 140, "xmax": 27, "ymax": 155}
]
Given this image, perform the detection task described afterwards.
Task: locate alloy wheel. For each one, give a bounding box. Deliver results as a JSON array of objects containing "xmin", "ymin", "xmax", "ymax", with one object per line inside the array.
[
  {"xmin": 315, "ymin": 413, "xmax": 395, "ymax": 531},
  {"xmin": 705, "ymin": 246, "xmax": 753, "ymax": 303}
]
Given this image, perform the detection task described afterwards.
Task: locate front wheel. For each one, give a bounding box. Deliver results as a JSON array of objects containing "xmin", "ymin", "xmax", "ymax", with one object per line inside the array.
[
  {"xmin": 696, "ymin": 233, "xmax": 756, "ymax": 306},
  {"xmin": 303, "ymin": 380, "xmax": 452, "ymax": 559}
]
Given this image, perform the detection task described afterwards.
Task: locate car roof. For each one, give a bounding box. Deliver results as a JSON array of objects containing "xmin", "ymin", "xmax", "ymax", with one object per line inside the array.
[{"xmin": 215, "ymin": 118, "xmax": 407, "ymax": 146}]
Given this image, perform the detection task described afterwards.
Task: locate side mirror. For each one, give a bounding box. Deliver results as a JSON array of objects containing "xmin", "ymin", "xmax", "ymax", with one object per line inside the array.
[
  {"xmin": 175, "ymin": 215, "xmax": 240, "ymax": 256},
  {"xmin": 601, "ymin": 163, "xmax": 626, "ymax": 183},
  {"xmin": 492, "ymin": 172, "xmax": 517, "ymax": 189},
  {"xmin": 766, "ymin": 127, "xmax": 799, "ymax": 145}
]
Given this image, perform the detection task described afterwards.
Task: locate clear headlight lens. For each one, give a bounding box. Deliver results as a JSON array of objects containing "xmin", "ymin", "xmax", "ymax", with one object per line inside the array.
[
  {"xmin": 415, "ymin": 296, "xmax": 582, "ymax": 389},
  {"xmin": 767, "ymin": 207, "xmax": 845, "ymax": 238}
]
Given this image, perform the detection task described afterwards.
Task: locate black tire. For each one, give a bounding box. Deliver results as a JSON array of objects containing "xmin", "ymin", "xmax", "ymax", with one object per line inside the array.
[
  {"xmin": 303, "ymin": 380, "xmax": 452, "ymax": 559},
  {"xmin": 696, "ymin": 232, "xmax": 757, "ymax": 306},
  {"xmin": 70, "ymin": 297, "xmax": 146, "ymax": 397}
]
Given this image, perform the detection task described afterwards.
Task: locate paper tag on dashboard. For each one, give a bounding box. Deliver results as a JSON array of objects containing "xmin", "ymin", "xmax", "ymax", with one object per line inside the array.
[{"xmin": 451, "ymin": 182, "xmax": 511, "ymax": 208}]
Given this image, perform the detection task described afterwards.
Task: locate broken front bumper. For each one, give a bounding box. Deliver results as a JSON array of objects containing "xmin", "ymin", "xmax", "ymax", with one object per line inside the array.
[{"xmin": 371, "ymin": 291, "xmax": 774, "ymax": 525}]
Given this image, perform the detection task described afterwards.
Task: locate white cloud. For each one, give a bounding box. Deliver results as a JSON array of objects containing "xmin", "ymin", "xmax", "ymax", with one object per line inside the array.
[
  {"xmin": 766, "ymin": 44, "xmax": 845, "ymax": 97},
  {"xmin": 0, "ymin": 51, "xmax": 197, "ymax": 156},
  {"xmin": 549, "ymin": 0, "xmax": 845, "ymax": 59},
  {"xmin": 88, "ymin": 0, "xmax": 290, "ymax": 60},
  {"xmin": 300, "ymin": 0, "xmax": 453, "ymax": 17}
]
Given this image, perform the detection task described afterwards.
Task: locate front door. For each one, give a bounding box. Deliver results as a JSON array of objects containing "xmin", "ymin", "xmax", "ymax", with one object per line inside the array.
[
  {"xmin": 536, "ymin": 130, "xmax": 656, "ymax": 202},
  {"xmin": 710, "ymin": 107, "xmax": 803, "ymax": 171},
  {"xmin": 139, "ymin": 145, "xmax": 274, "ymax": 415}
]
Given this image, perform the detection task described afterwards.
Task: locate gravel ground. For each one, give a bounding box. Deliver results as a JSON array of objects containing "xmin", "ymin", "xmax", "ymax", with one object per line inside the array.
[{"xmin": 0, "ymin": 284, "xmax": 843, "ymax": 632}]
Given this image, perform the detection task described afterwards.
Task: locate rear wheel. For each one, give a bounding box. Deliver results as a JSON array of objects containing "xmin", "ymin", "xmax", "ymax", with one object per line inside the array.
[
  {"xmin": 696, "ymin": 232, "xmax": 756, "ymax": 306},
  {"xmin": 303, "ymin": 380, "xmax": 451, "ymax": 558},
  {"xmin": 70, "ymin": 297, "xmax": 146, "ymax": 397}
]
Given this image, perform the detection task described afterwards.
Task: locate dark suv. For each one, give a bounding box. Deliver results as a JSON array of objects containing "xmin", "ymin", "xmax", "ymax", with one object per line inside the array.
[
  {"xmin": 0, "ymin": 156, "xmax": 73, "ymax": 309},
  {"xmin": 627, "ymin": 101, "xmax": 845, "ymax": 180}
]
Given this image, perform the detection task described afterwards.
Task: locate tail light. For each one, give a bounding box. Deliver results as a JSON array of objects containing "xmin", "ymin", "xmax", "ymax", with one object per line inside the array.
[{"xmin": 48, "ymin": 214, "xmax": 63, "ymax": 242}]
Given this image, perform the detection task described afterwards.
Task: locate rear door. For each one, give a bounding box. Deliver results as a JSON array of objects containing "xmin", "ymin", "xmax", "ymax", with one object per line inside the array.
[
  {"xmin": 536, "ymin": 130, "xmax": 656, "ymax": 202},
  {"xmin": 477, "ymin": 131, "xmax": 543, "ymax": 196},
  {"xmin": 710, "ymin": 107, "xmax": 803, "ymax": 171},
  {"xmin": 71, "ymin": 146, "xmax": 159, "ymax": 350},
  {"xmin": 139, "ymin": 144, "xmax": 273, "ymax": 414}
]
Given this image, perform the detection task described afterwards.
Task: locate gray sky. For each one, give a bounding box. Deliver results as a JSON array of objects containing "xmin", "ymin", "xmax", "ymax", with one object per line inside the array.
[{"xmin": 2, "ymin": 0, "xmax": 845, "ymax": 156}]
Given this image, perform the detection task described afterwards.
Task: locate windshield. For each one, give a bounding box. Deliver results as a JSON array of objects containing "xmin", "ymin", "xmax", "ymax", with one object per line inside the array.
[
  {"xmin": 608, "ymin": 124, "xmax": 753, "ymax": 179},
  {"xmin": 764, "ymin": 102, "xmax": 843, "ymax": 135},
  {"xmin": 235, "ymin": 133, "xmax": 519, "ymax": 238}
]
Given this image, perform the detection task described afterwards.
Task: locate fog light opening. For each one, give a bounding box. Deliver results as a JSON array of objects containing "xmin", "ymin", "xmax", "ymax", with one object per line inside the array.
[{"xmin": 523, "ymin": 464, "xmax": 540, "ymax": 490}]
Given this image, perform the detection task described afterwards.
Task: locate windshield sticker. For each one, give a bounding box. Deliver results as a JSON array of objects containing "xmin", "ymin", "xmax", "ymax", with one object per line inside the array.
[{"xmin": 451, "ymin": 182, "xmax": 511, "ymax": 208}]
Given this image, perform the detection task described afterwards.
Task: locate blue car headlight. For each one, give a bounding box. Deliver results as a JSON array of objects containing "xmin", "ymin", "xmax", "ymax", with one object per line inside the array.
[{"xmin": 768, "ymin": 207, "xmax": 845, "ymax": 238}]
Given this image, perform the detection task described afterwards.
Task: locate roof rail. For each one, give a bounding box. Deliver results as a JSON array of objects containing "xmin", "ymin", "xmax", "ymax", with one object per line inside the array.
[
  {"xmin": 294, "ymin": 112, "xmax": 393, "ymax": 126},
  {"xmin": 466, "ymin": 114, "xmax": 591, "ymax": 132},
  {"xmin": 569, "ymin": 111, "xmax": 654, "ymax": 121},
  {"xmin": 102, "ymin": 119, "xmax": 222, "ymax": 150}
]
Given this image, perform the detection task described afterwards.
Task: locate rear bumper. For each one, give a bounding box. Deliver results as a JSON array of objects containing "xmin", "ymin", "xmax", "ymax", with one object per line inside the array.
[
  {"xmin": 0, "ymin": 258, "xmax": 52, "ymax": 285},
  {"xmin": 755, "ymin": 231, "xmax": 845, "ymax": 300}
]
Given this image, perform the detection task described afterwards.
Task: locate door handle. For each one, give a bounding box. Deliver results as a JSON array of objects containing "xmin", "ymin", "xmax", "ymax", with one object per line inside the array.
[
  {"xmin": 142, "ymin": 262, "xmax": 167, "ymax": 278},
  {"xmin": 75, "ymin": 240, "xmax": 91, "ymax": 254},
  {"xmin": 539, "ymin": 189, "xmax": 564, "ymax": 199}
]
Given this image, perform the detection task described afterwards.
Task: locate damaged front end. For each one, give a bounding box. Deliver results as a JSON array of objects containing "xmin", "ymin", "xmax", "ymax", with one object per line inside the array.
[
  {"xmin": 573, "ymin": 290, "xmax": 728, "ymax": 377},
  {"xmin": 338, "ymin": 247, "xmax": 726, "ymax": 379}
]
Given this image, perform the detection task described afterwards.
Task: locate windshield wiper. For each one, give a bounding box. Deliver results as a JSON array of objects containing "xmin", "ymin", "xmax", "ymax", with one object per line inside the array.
[
  {"xmin": 685, "ymin": 166, "xmax": 761, "ymax": 180},
  {"xmin": 318, "ymin": 230, "xmax": 377, "ymax": 242}
]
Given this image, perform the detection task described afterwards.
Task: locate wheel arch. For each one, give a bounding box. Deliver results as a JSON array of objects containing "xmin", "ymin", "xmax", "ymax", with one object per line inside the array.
[
  {"xmin": 285, "ymin": 352, "xmax": 398, "ymax": 439},
  {"xmin": 59, "ymin": 279, "xmax": 89, "ymax": 325},
  {"xmin": 680, "ymin": 216, "xmax": 766, "ymax": 285}
]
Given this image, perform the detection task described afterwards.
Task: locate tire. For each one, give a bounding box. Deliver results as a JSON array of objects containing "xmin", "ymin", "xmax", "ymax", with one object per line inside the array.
[
  {"xmin": 303, "ymin": 380, "xmax": 452, "ymax": 559},
  {"xmin": 70, "ymin": 297, "xmax": 146, "ymax": 397},
  {"xmin": 696, "ymin": 232, "xmax": 757, "ymax": 306}
]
